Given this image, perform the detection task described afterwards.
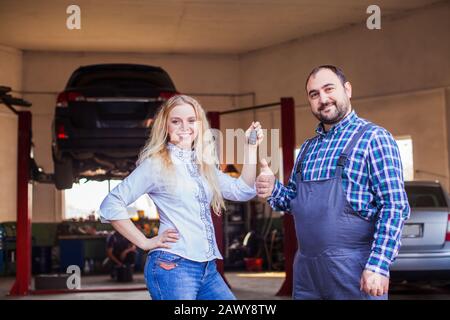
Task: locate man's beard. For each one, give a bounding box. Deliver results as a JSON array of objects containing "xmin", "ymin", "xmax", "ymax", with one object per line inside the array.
[{"xmin": 313, "ymin": 99, "xmax": 350, "ymax": 125}]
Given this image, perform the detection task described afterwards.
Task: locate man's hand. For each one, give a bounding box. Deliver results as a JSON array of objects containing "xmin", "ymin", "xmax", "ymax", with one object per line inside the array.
[
  {"xmin": 360, "ymin": 269, "xmax": 389, "ymax": 296},
  {"xmin": 256, "ymin": 159, "xmax": 275, "ymax": 198}
]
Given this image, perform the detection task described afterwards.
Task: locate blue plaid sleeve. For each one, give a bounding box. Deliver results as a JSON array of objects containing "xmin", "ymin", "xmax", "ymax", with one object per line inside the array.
[
  {"xmin": 267, "ymin": 142, "xmax": 307, "ymax": 212},
  {"xmin": 365, "ymin": 128, "xmax": 411, "ymax": 277}
]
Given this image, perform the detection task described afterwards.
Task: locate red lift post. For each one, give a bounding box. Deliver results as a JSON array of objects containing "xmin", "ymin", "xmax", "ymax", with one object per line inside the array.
[
  {"xmin": 209, "ymin": 98, "xmax": 297, "ymax": 296},
  {"xmin": 276, "ymin": 97, "xmax": 296, "ymax": 296},
  {"xmin": 10, "ymin": 111, "xmax": 33, "ymax": 296}
]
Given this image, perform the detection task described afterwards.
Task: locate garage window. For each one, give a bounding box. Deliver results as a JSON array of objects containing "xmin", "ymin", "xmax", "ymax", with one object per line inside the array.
[
  {"xmin": 395, "ymin": 136, "xmax": 414, "ymax": 181},
  {"xmin": 64, "ymin": 179, "xmax": 158, "ymax": 220}
]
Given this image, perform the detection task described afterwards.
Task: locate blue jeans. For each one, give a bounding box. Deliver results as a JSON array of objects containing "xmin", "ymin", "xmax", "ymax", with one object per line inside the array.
[{"xmin": 144, "ymin": 250, "xmax": 236, "ymax": 300}]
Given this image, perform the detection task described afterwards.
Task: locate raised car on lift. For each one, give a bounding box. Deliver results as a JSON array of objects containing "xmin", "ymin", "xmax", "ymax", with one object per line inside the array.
[{"xmin": 52, "ymin": 63, "xmax": 178, "ymax": 189}]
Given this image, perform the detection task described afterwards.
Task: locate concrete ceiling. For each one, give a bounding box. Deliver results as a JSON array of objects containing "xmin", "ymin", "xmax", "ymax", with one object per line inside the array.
[{"xmin": 0, "ymin": 0, "xmax": 441, "ymax": 54}]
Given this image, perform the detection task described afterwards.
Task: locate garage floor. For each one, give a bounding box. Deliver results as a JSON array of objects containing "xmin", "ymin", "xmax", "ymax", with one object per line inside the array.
[
  {"xmin": 0, "ymin": 271, "xmax": 288, "ymax": 300},
  {"xmin": 1, "ymin": 272, "xmax": 450, "ymax": 300}
]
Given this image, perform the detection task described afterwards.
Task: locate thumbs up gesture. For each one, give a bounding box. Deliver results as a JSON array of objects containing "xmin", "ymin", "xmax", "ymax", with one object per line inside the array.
[{"xmin": 256, "ymin": 159, "xmax": 275, "ymax": 198}]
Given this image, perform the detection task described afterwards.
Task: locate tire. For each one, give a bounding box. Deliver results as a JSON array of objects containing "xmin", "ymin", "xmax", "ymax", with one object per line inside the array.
[{"xmin": 54, "ymin": 157, "xmax": 74, "ymax": 190}]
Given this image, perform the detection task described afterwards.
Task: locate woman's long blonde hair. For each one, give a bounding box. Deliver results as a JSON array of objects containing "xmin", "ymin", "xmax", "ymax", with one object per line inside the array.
[{"xmin": 137, "ymin": 95, "xmax": 225, "ymax": 215}]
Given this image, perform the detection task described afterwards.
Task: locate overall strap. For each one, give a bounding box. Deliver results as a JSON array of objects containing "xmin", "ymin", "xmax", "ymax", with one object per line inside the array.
[
  {"xmin": 335, "ymin": 122, "xmax": 374, "ymax": 177},
  {"xmin": 295, "ymin": 137, "xmax": 316, "ymax": 180}
]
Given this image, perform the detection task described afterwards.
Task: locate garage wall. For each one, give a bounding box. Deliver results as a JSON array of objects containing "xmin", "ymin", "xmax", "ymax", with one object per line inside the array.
[
  {"xmin": 0, "ymin": 45, "xmax": 22, "ymax": 222},
  {"xmin": 239, "ymin": 1, "xmax": 450, "ymax": 189},
  {"xmin": 22, "ymin": 52, "xmax": 240, "ymax": 222}
]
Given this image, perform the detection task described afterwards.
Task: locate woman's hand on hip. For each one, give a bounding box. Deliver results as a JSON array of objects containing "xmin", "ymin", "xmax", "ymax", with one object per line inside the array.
[{"xmin": 142, "ymin": 229, "xmax": 179, "ymax": 251}]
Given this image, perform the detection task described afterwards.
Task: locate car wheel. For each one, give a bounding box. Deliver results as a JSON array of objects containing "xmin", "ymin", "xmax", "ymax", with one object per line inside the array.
[{"xmin": 54, "ymin": 157, "xmax": 73, "ymax": 190}]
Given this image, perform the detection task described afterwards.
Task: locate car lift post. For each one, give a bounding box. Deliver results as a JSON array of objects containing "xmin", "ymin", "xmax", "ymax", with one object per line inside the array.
[
  {"xmin": 208, "ymin": 97, "xmax": 296, "ymax": 296},
  {"xmin": 276, "ymin": 97, "xmax": 296, "ymax": 296},
  {"xmin": 9, "ymin": 111, "xmax": 33, "ymax": 296}
]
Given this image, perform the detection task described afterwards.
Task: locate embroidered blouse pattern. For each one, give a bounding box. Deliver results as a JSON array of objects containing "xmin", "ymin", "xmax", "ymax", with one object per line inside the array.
[{"xmin": 168, "ymin": 144, "xmax": 217, "ymax": 258}]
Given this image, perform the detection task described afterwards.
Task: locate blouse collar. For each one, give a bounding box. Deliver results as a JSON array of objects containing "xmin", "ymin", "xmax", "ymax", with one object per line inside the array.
[{"xmin": 167, "ymin": 143, "xmax": 196, "ymax": 163}]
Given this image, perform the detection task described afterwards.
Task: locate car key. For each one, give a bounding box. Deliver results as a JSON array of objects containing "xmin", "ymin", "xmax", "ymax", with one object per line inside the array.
[{"xmin": 249, "ymin": 129, "xmax": 257, "ymax": 145}]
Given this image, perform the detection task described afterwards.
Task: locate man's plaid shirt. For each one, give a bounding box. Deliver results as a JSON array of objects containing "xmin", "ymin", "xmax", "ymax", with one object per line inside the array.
[{"xmin": 268, "ymin": 110, "xmax": 410, "ymax": 277}]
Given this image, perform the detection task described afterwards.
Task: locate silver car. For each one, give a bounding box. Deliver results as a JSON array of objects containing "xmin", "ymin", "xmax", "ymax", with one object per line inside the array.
[{"xmin": 390, "ymin": 180, "xmax": 450, "ymax": 280}]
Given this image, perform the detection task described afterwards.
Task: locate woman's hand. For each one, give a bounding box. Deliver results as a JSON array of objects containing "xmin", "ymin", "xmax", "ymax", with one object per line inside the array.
[
  {"xmin": 141, "ymin": 229, "xmax": 179, "ymax": 251},
  {"xmin": 245, "ymin": 122, "xmax": 264, "ymax": 147}
]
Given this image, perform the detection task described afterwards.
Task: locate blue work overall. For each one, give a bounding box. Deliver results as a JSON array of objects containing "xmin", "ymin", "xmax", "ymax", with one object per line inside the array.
[{"xmin": 291, "ymin": 123, "xmax": 388, "ymax": 300}]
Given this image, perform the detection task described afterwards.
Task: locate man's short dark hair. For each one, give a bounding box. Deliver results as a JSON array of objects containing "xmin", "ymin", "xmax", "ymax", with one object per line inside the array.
[{"xmin": 305, "ymin": 65, "xmax": 347, "ymax": 90}]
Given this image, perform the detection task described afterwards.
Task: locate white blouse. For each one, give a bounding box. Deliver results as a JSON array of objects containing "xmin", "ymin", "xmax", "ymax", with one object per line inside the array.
[{"xmin": 99, "ymin": 143, "xmax": 256, "ymax": 262}]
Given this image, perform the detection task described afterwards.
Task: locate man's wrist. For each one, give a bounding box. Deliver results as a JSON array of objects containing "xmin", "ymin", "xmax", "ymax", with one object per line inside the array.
[{"xmin": 364, "ymin": 263, "xmax": 390, "ymax": 278}]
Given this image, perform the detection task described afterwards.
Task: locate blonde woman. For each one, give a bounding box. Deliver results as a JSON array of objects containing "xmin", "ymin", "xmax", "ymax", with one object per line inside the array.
[{"xmin": 99, "ymin": 95, "xmax": 263, "ymax": 300}]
